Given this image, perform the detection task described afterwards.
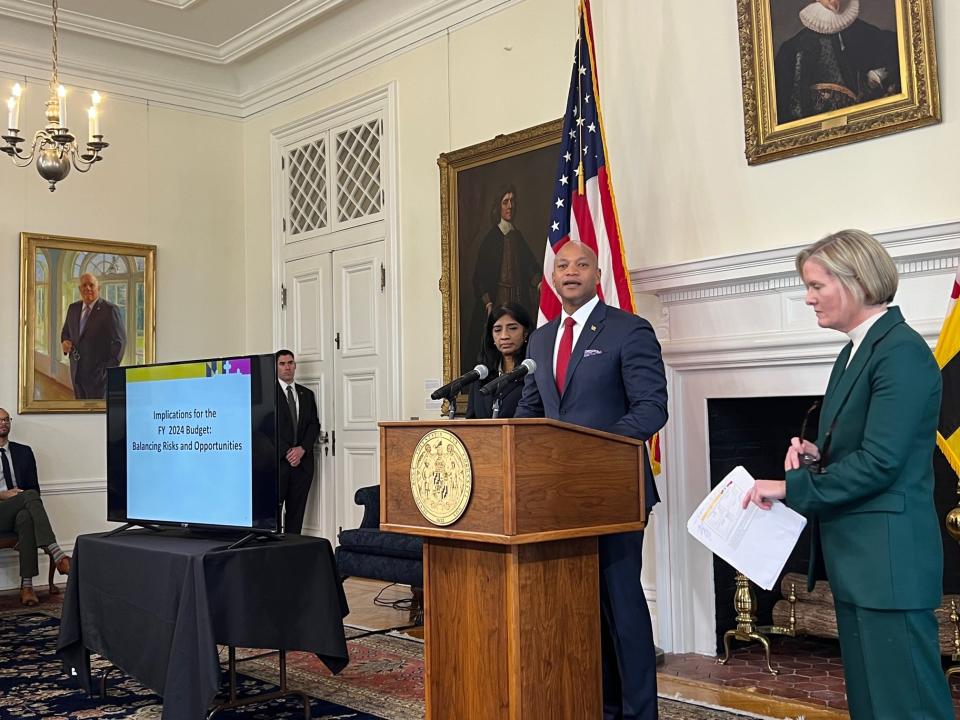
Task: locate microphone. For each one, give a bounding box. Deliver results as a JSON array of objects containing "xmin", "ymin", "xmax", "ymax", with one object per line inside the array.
[
  {"xmin": 430, "ymin": 364, "xmax": 490, "ymax": 400},
  {"xmin": 480, "ymin": 358, "xmax": 536, "ymax": 396}
]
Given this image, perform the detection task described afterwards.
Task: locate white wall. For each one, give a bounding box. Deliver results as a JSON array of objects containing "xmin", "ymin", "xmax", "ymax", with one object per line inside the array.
[
  {"xmin": 591, "ymin": 0, "xmax": 959, "ymax": 266},
  {"xmin": 0, "ymin": 90, "xmax": 244, "ymax": 588},
  {"xmin": 242, "ymin": 0, "xmax": 960, "ymax": 414},
  {"xmin": 241, "ymin": 0, "xmax": 576, "ymax": 421}
]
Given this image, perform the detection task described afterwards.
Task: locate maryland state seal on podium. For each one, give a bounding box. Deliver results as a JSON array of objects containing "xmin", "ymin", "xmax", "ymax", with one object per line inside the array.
[{"xmin": 409, "ymin": 429, "xmax": 472, "ymax": 526}]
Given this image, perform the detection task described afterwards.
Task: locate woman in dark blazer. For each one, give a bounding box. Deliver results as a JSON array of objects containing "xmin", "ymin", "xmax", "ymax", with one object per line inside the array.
[
  {"xmin": 743, "ymin": 229, "xmax": 953, "ymax": 719},
  {"xmin": 466, "ymin": 303, "xmax": 533, "ymax": 419}
]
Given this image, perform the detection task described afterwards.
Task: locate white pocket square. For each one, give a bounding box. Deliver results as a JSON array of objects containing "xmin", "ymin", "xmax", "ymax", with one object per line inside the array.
[{"xmin": 583, "ymin": 349, "xmax": 603, "ymax": 357}]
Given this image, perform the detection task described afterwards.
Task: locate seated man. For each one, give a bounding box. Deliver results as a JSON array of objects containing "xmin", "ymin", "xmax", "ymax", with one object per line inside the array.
[{"xmin": 0, "ymin": 408, "xmax": 70, "ymax": 606}]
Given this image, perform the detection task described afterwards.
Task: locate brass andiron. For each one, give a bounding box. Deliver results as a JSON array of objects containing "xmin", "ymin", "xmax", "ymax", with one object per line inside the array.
[
  {"xmin": 946, "ymin": 600, "xmax": 960, "ymax": 683},
  {"xmin": 946, "ymin": 475, "xmax": 960, "ymax": 681},
  {"xmin": 718, "ymin": 571, "xmax": 799, "ymax": 676}
]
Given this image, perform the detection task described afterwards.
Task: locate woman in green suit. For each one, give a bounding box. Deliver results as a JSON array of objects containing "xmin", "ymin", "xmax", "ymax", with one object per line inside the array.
[{"xmin": 743, "ymin": 229, "xmax": 953, "ymax": 719}]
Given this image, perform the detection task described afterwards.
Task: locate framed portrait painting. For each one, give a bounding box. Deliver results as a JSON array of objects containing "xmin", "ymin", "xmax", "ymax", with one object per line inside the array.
[
  {"xmin": 737, "ymin": 0, "xmax": 939, "ymax": 164},
  {"xmin": 19, "ymin": 232, "xmax": 156, "ymax": 413},
  {"xmin": 438, "ymin": 118, "xmax": 562, "ymax": 400}
]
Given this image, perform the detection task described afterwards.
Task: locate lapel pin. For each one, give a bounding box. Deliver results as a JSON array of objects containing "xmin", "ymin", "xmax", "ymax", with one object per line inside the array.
[{"xmin": 590, "ymin": 325, "xmax": 597, "ymax": 331}]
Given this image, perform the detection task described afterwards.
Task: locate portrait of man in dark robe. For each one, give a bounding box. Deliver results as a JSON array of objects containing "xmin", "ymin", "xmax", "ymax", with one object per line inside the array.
[
  {"xmin": 451, "ymin": 136, "xmax": 556, "ymax": 379},
  {"xmin": 773, "ymin": 0, "xmax": 900, "ymax": 124},
  {"xmin": 468, "ymin": 185, "xmax": 541, "ymax": 356}
]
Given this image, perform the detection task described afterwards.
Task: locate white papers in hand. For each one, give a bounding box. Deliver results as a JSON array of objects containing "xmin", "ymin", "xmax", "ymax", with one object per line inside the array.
[{"xmin": 686, "ymin": 465, "xmax": 807, "ymax": 590}]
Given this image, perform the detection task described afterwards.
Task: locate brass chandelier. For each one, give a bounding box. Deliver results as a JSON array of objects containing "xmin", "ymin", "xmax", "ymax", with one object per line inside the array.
[{"xmin": 2, "ymin": 0, "xmax": 109, "ymax": 191}]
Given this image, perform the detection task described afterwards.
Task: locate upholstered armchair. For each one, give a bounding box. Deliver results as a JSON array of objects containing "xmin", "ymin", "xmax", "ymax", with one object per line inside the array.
[{"xmin": 335, "ymin": 485, "xmax": 423, "ymax": 617}]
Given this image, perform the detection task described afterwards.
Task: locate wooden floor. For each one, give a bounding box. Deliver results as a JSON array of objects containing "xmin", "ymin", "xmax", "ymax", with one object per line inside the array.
[
  {"xmin": 342, "ymin": 577, "xmax": 424, "ymax": 639},
  {"xmin": 658, "ymin": 675, "xmax": 848, "ymax": 719}
]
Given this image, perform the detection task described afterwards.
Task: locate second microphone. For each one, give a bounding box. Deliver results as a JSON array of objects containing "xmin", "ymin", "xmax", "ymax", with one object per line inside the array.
[{"xmin": 479, "ymin": 358, "xmax": 536, "ymax": 396}]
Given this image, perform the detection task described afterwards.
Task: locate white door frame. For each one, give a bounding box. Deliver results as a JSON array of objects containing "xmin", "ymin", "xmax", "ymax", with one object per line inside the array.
[{"xmin": 270, "ymin": 82, "xmax": 401, "ymax": 421}]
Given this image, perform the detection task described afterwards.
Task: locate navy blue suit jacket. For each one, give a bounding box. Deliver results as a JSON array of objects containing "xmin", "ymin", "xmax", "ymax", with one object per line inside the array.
[
  {"xmin": 60, "ymin": 297, "xmax": 126, "ymax": 399},
  {"xmin": 515, "ymin": 301, "xmax": 667, "ymax": 510}
]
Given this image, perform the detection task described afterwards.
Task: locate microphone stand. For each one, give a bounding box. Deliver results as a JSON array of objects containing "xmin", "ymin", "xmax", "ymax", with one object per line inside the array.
[
  {"xmin": 447, "ymin": 395, "xmax": 458, "ymax": 420},
  {"xmin": 491, "ymin": 397, "xmax": 501, "ymax": 419}
]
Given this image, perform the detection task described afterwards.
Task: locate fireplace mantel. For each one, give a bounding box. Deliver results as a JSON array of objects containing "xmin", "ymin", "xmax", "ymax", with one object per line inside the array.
[{"xmin": 632, "ymin": 221, "xmax": 960, "ymax": 654}]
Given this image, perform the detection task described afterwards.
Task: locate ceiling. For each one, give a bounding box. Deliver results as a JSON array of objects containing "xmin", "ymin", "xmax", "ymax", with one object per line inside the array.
[
  {"xmin": 0, "ymin": 0, "xmax": 352, "ymax": 63},
  {"xmin": 0, "ymin": 0, "xmax": 515, "ymax": 116}
]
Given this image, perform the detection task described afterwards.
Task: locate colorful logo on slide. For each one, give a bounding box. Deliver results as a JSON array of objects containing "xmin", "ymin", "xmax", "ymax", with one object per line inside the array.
[
  {"xmin": 128, "ymin": 358, "xmax": 252, "ymax": 383},
  {"xmin": 206, "ymin": 358, "xmax": 251, "ymax": 376}
]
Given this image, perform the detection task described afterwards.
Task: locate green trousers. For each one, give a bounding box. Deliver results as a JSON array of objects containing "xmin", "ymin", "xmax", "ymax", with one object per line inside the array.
[
  {"xmin": 834, "ymin": 599, "xmax": 954, "ymax": 719},
  {"xmin": 0, "ymin": 490, "xmax": 57, "ymax": 578}
]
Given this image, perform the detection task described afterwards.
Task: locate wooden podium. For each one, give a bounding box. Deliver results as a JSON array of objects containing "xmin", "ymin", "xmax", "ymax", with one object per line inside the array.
[{"xmin": 380, "ymin": 418, "xmax": 646, "ymax": 719}]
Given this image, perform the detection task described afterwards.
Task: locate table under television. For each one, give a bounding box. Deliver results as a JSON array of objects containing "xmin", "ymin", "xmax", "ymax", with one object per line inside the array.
[{"xmin": 56, "ymin": 529, "xmax": 350, "ymax": 720}]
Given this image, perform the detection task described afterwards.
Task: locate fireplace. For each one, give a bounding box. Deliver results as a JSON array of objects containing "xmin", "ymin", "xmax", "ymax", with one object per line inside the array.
[
  {"xmin": 633, "ymin": 221, "xmax": 960, "ymax": 654},
  {"xmin": 707, "ymin": 395, "xmax": 820, "ymax": 652}
]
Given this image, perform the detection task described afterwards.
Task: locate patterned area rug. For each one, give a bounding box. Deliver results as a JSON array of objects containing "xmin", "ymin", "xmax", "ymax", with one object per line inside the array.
[
  {"xmin": 0, "ymin": 612, "xmax": 385, "ymax": 719},
  {"xmin": 0, "ymin": 608, "xmax": 778, "ymax": 719},
  {"xmin": 239, "ymin": 629, "xmax": 781, "ymax": 720}
]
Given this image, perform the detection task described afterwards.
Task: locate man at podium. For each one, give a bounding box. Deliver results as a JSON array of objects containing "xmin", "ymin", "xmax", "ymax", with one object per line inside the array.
[{"xmin": 515, "ymin": 241, "xmax": 667, "ymax": 720}]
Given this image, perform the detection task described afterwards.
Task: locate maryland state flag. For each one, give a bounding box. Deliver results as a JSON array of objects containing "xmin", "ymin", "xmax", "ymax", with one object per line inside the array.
[{"xmin": 934, "ymin": 267, "xmax": 960, "ymax": 477}]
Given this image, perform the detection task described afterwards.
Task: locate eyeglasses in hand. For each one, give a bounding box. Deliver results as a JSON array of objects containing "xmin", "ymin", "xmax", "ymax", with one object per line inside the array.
[{"xmin": 798, "ymin": 400, "xmax": 821, "ymax": 471}]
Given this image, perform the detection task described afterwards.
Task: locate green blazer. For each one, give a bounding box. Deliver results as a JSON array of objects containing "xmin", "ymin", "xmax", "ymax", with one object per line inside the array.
[{"xmin": 786, "ymin": 307, "xmax": 943, "ymax": 610}]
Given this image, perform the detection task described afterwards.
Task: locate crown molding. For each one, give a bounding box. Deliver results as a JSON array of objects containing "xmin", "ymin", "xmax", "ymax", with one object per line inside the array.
[
  {"xmin": 239, "ymin": 0, "xmax": 515, "ymax": 116},
  {"xmin": 0, "ymin": 42, "xmax": 243, "ymax": 117},
  {"xmin": 219, "ymin": 0, "xmax": 348, "ymax": 64},
  {"xmin": 0, "ymin": 0, "xmax": 519, "ymax": 119},
  {"xmin": 0, "ymin": 0, "xmax": 219, "ymax": 63},
  {"xmin": 631, "ymin": 220, "xmax": 960, "ymax": 303},
  {"xmin": 146, "ymin": 0, "xmax": 201, "ymax": 8},
  {"xmin": 0, "ymin": 0, "xmax": 348, "ymax": 64}
]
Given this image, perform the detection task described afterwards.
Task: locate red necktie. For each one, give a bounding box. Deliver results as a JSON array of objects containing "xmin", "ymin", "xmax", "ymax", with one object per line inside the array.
[{"xmin": 556, "ymin": 316, "xmax": 575, "ymax": 394}]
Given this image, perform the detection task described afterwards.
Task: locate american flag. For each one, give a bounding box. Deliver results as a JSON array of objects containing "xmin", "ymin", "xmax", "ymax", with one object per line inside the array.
[
  {"xmin": 537, "ymin": 0, "xmax": 661, "ymax": 474},
  {"xmin": 537, "ymin": 0, "xmax": 633, "ymax": 325}
]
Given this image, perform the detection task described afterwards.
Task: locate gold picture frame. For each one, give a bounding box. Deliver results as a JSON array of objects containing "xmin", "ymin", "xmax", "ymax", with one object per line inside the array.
[
  {"xmin": 19, "ymin": 232, "xmax": 157, "ymax": 413},
  {"xmin": 438, "ymin": 118, "xmax": 562, "ymax": 401},
  {"xmin": 737, "ymin": 0, "xmax": 939, "ymax": 164}
]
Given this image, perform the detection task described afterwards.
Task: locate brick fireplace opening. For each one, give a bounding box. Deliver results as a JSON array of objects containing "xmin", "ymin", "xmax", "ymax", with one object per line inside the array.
[{"xmin": 706, "ymin": 395, "xmax": 820, "ymax": 653}]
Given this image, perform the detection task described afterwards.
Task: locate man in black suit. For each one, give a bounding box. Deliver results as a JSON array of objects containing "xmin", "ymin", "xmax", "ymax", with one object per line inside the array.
[
  {"xmin": 0, "ymin": 408, "xmax": 71, "ymax": 606},
  {"xmin": 515, "ymin": 242, "xmax": 667, "ymax": 720},
  {"xmin": 276, "ymin": 350, "xmax": 321, "ymax": 534},
  {"xmin": 60, "ymin": 272, "xmax": 126, "ymax": 399}
]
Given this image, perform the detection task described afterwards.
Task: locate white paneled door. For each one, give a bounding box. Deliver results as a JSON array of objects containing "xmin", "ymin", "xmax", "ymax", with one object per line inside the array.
[
  {"xmin": 282, "ymin": 240, "xmax": 387, "ymax": 545},
  {"xmin": 282, "ymin": 253, "xmax": 335, "ymax": 541},
  {"xmin": 332, "ymin": 241, "xmax": 388, "ymax": 536}
]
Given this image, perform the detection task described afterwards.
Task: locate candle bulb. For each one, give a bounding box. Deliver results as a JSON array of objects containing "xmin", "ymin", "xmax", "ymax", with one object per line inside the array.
[
  {"xmin": 6, "ymin": 97, "xmax": 15, "ymax": 131},
  {"xmin": 90, "ymin": 91, "xmax": 101, "ymax": 137},
  {"xmin": 10, "ymin": 83, "xmax": 20, "ymax": 130},
  {"xmin": 57, "ymin": 85, "xmax": 66, "ymax": 129},
  {"xmin": 87, "ymin": 106, "xmax": 99, "ymax": 143}
]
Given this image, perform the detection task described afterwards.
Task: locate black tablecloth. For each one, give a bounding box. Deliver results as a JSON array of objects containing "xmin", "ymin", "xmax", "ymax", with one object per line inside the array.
[{"xmin": 56, "ymin": 530, "xmax": 349, "ymax": 720}]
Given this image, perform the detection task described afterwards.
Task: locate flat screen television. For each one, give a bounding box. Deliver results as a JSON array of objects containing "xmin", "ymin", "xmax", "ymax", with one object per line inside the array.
[{"xmin": 106, "ymin": 354, "xmax": 279, "ymax": 532}]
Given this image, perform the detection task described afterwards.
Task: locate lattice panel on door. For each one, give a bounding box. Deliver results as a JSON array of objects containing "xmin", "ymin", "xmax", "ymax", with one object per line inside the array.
[
  {"xmin": 287, "ymin": 138, "xmax": 328, "ymax": 236},
  {"xmin": 335, "ymin": 118, "xmax": 383, "ymax": 223}
]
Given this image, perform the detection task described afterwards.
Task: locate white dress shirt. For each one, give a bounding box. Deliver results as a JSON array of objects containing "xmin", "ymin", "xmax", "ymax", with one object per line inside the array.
[
  {"xmin": 845, "ymin": 308, "xmax": 888, "ymax": 367},
  {"xmin": 278, "ymin": 379, "xmax": 300, "ymax": 418},
  {"xmin": 0, "ymin": 442, "xmax": 18, "ymax": 489},
  {"xmin": 553, "ymin": 294, "xmax": 601, "ymax": 380}
]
